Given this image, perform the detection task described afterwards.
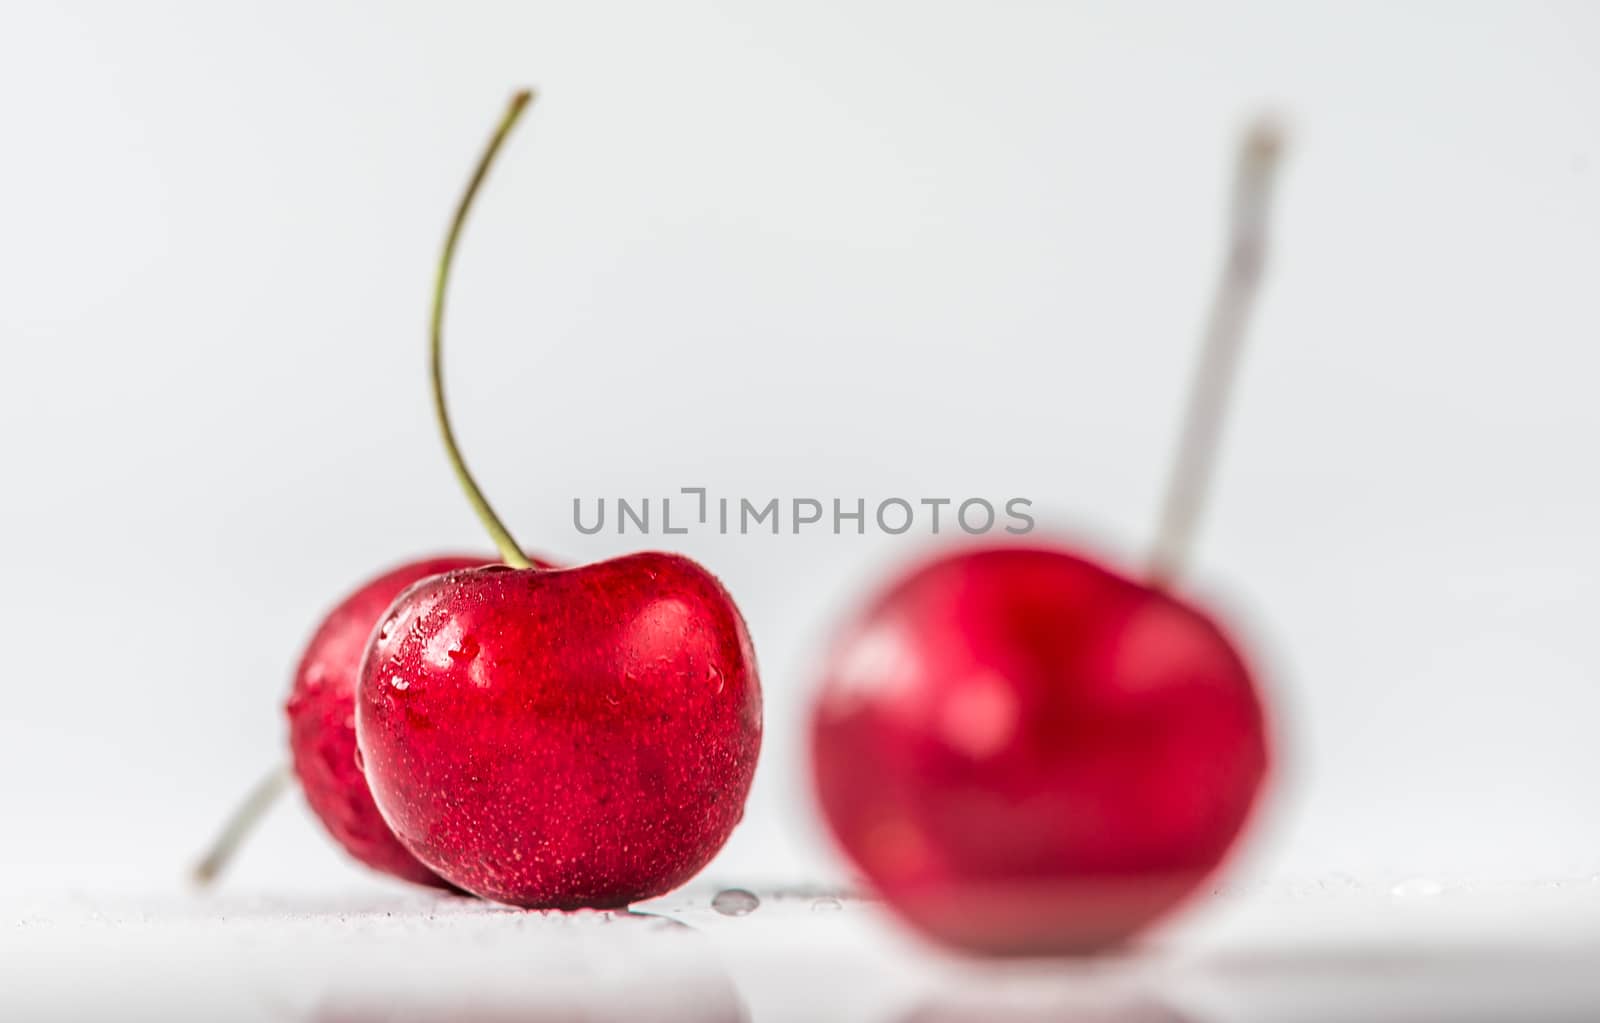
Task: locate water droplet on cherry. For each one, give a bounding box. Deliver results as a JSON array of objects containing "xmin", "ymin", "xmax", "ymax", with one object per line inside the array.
[{"xmin": 448, "ymin": 635, "xmax": 479, "ymax": 663}]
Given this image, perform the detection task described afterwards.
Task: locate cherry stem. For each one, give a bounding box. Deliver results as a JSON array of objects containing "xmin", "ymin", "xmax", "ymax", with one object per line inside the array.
[
  {"xmin": 1148, "ymin": 118, "xmax": 1285, "ymax": 585},
  {"xmin": 191, "ymin": 764, "xmax": 292, "ymax": 887},
  {"xmin": 430, "ymin": 89, "xmax": 537, "ymax": 569}
]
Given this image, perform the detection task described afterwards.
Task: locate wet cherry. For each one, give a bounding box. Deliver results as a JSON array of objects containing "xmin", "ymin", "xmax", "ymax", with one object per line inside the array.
[
  {"xmin": 284, "ymin": 555, "xmax": 487, "ymax": 887},
  {"xmin": 353, "ymin": 91, "xmax": 761, "ymax": 908},
  {"xmin": 194, "ymin": 555, "xmax": 499, "ymax": 887},
  {"xmin": 811, "ymin": 122, "xmax": 1285, "ymax": 954},
  {"xmin": 358, "ymin": 553, "xmax": 760, "ymax": 907}
]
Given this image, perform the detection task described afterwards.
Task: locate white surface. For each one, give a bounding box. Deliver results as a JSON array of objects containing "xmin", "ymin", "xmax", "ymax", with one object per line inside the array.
[
  {"xmin": 10, "ymin": 881, "xmax": 1600, "ymax": 1021},
  {"xmin": 4, "ymin": 0, "xmax": 1600, "ymax": 919}
]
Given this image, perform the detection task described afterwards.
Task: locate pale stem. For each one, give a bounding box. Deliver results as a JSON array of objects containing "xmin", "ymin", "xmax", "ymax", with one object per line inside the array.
[
  {"xmin": 191, "ymin": 764, "xmax": 292, "ymax": 887},
  {"xmin": 1148, "ymin": 118, "xmax": 1286, "ymax": 584}
]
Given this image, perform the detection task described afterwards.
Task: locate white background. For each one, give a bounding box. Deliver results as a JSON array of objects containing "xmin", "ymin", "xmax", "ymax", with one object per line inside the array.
[{"xmin": 4, "ymin": 0, "xmax": 1600, "ymax": 900}]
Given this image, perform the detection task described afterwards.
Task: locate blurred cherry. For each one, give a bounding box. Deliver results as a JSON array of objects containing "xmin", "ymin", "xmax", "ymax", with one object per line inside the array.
[{"xmin": 811, "ymin": 121, "xmax": 1285, "ymax": 954}]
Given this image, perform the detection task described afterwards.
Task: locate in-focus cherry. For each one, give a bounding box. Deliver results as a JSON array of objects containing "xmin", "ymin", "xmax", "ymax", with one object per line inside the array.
[
  {"xmin": 194, "ymin": 555, "xmax": 502, "ymax": 887},
  {"xmin": 810, "ymin": 121, "xmax": 1285, "ymax": 954},
  {"xmin": 284, "ymin": 557, "xmax": 480, "ymax": 883},
  {"xmin": 353, "ymin": 89, "xmax": 762, "ymax": 908},
  {"xmin": 285, "ymin": 555, "xmax": 489, "ymax": 887},
  {"xmin": 358, "ymin": 554, "xmax": 760, "ymax": 907}
]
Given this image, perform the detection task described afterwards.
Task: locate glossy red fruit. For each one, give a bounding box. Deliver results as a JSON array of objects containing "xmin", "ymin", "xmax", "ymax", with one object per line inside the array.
[
  {"xmin": 811, "ymin": 545, "xmax": 1268, "ymax": 955},
  {"xmin": 355, "ymin": 552, "xmax": 762, "ymax": 908},
  {"xmin": 285, "ymin": 555, "xmax": 489, "ymax": 887}
]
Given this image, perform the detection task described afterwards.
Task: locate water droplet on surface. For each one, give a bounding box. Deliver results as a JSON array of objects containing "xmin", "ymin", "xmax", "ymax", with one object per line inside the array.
[
  {"xmin": 1391, "ymin": 877, "xmax": 1443, "ymax": 899},
  {"xmin": 810, "ymin": 897, "xmax": 842, "ymax": 913},
  {"xmin": 378, "ymin": 615, "xmax": 398, "ymax": 640},
  {"xmin": 389, "ymin": 676, "xmax": 410, "ymax": 692},
  {"xmin": 711, "ymin": 888, "xmax": 759, "ymax": 916},
  {"xmin": 707, "ymin": 664, "xmax": 725, "ymax": 694}
]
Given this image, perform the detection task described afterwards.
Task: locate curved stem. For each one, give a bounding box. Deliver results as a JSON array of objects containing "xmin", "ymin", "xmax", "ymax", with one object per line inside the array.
[
  {"xmin": 191, "ymin": 764, "xmax": 292, "ymax": 887},
  {"xmin": 431, "ymin": 89, "xmax": 537, "ymax": 568},
  {"xmin": 1148, "ymin": 118, "xmax": 1285, "ymax": 584}
]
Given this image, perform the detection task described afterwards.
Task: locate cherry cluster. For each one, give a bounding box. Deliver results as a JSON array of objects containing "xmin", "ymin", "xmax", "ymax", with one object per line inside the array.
[{"xmin": 198, "ymin": 90, "xmax": 1282, "ymax": 957}]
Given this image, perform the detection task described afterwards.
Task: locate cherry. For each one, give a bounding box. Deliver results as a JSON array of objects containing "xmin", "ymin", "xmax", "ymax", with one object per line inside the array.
[
  {"xmin": 284, "ymin": 554, "xmax": 494, "ymax": 887},
  {"xmin": 353, "ymin": 91, "xmax": 761, "ymax": 909},
  {"xmin": 810, "ymin": 122, "xmax": 1285, "ymax": 955},
  {"xmin": 193, "ymin": 555, "xmax": 490, "ymax": 887},
  {"xmin": 811, "ymin": 546, "xmax": 1266, "ymax": 954}
]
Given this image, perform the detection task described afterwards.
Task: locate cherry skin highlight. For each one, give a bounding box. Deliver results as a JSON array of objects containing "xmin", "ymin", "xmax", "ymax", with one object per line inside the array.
[
  {"xmin": 355, "ymin": 552, "xmax": 762, "ymax": 909},
  {"xmin": 810, "ymin": 545, "xmax": 1268, "ymax": 955},
  {"xmin": 285, "ymin": 555, "xmax": 488, "ymax": 887}
]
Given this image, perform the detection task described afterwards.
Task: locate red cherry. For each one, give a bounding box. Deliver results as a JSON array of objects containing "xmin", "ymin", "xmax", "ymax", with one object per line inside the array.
[
  {"xmin": 356, "ymin": 554, "xmax": 761, "ymax": 907},
  {"xmin": 281, "ymin": 555, "xmax": 506, "ymax": 886},
  {"xmin": 809, "ymin": 121, "xmax": 1286, "ymax": 954},
  {"xmin": 811, "ymin": 545, "xmax": 1266, "ymax": 953},
  {"xmin": 196, "ymin": 555, "xmax": 512, "ymax": 887},
  {"xmin": 349, "ymin": 90, "xmax": 762, "ymax": 908}
]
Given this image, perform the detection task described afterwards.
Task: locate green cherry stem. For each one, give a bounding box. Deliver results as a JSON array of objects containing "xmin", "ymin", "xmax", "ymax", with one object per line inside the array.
[
  {"xmin": 431, "ymin": 89, "xmax": 537, "ymax": 569},
  {"xmin": 191, "ymin": 90, "xmax": 543, "ymax": 888},
  {"xmin": 1149, "ymin": 117, "xmax": 1285, "ymax": 585}
]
